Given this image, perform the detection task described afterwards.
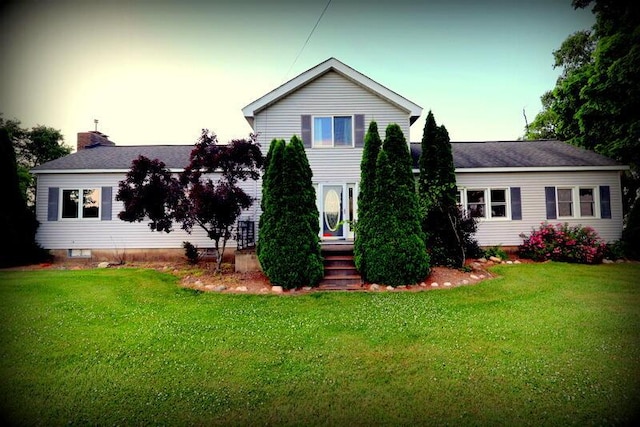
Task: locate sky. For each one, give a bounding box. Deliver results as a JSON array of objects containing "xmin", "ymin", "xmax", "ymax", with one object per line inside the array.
[{"xmin": 0, "ymin": 0, "xmax": 595, "ymax": 149}]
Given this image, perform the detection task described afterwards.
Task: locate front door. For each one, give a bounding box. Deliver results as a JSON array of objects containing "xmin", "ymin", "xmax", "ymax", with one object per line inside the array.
[
  {"xmin": 319, "ymin": 183, "xmax": 358, "ymax": 240},
  {"xmin": 321, "ymin": 184, "xmax": 345, "ymax": 239}
]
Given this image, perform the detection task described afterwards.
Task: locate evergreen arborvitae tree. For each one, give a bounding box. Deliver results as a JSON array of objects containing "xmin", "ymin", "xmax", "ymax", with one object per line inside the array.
[
  {"xmin": 354, "ymin": 121, "xmax": 382, "ymax": 281},
  {"xmin": 0, "ymin": 128, "xmax": 49, "ymax": 267},
  {"xmin": 365, "ymin": 124, "xmax": 430, "ymax": 286},
  {"xmin": 256, "ymin": 139, "xmax": 286, "ymax": 278},
  {"xmin": 257, "ymin": 136, "xmax": 323, "ymax": 289},
  {"xmin": 419, "ymin": 111, "xmax": 479, "ymax": 266}
]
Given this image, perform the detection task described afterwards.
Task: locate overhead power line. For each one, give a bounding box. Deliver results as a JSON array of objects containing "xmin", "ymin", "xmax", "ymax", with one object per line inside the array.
[{"xmin": 283, "ymin": 0, "xmax": 332, "ymax": 82}]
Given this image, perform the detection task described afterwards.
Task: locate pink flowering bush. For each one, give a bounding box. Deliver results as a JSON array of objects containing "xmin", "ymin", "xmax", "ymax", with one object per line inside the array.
[{"xmin": 518, "ymin": 222, "xmax": 607, "ymax": 264}]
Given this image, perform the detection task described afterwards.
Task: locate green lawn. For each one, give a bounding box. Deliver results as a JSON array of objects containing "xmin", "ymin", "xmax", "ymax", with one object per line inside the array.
[{"xmin": 1, "ymin": 263, "xmax": 639, "ymax": 425}]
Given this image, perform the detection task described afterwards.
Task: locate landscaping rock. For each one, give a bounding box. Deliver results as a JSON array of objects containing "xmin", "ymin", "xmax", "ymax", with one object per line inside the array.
[
  {"xmin": 461, "ymin": 279, "xmax": 469, "ymax": 285},
  {"xmin": 236, "ymin": 286, "xmax": 248, "ymax": 292},
  {"xmin": 506, "ymin": 260, "xmax": 513, "ymax": 264},
  {"xmin": 386, "ymin": 286, "xmax": 394, "ymax": 291},
  {"xmin": 514, "ymin": 260, "xmax": 522, "ymax": 264},
  {"xmin": 370, "ymin": 284, "xmax": 380, "ymax": 291},
  {"xmin": 489, "ymin": 256, "xmax": 502, "ymax": 263},
  {"xmin": 213, "ymin": 285, "xmax": 227, "ymax": 292},
  {"xmin": 471, "ymin": 262, "xmax": 482, "ymax": 270},
  {"xmin": 195, "ymin": 280, "xmax": 203, "ymax": 286},
  {"xmin": 603, "ymin": 259, "xmax": 614, "ymax": 264},
  {"xmin": 431, "ymin": 282, "xmax": 439, "ymax": 287},
  {"xmin": 97, "ymin": 262, "xmax": 109, "ymax": 269},
  {"xmin": 272, "ymin": 286, "xmax": 283, "ymax": 293},
  {"xmin": 302, "ymin": 287, "xmax": 312, "ymax": 291},
  {"xmin": 397, "ymin": 285, "xmax": 407, "ymax": 289},
  {"xmin": 478, "ymin": 257, "xmax": 487, "ymax": 263},
  {"xmin": 419, "ymin": 282, "xmax": 427, "ymax": 287},
  {"xmin": 444, "ymin": 282, "xmax": 452, "ymax": 287},
  {"xmin": 615, "ymin": 259, "xmax": 625, "ymax": 263},
  {"xmin": 470, "ymin": 274, "xmax": 480, "ymax": 280}
]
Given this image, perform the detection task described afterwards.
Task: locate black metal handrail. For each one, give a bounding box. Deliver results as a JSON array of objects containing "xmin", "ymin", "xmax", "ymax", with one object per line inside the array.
[{"xmin": 236, "ymin": 220, "xmax": 255, "ymax": 250}]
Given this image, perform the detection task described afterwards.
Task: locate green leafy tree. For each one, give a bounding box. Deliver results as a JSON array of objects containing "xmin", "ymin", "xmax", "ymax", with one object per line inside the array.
[
  {"xmin": 354, "ymin": 121, "xmax": 382, "ymax": 281},
  {"xmin": 365, "ymin": 124, "xmax": 430, "ymax": 286},
  {"xmin": 526, "ymin": 1, "xmax": 640, "ymax": 212},
  {"xmin": 257, "ymin": 137, "xmax": 323, "ymax": 289},
  {"xmin": 419, "ymin": 111, "xmax": 479, "ymax": 267},
  {"xmin": 0, "ymin": 126, "xmax": 49, "ymax": 267},
  {"xmin": 1, "ymin": 115, "xmax": 71, "ymax": 205}
]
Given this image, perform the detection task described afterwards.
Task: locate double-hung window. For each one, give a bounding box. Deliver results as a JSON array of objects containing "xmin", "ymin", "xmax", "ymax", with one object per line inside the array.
[
  {"xmin": 313, "ymin": 116, "xmax": 353, "ymax": 147},
  {"xmin": 555, "ymin": 186, "xmax": 596, "ymax": 218},
  {"xmin": 61, "ymin": 188, "xmax": 101, "ymax": 219},
  {"xmin": 463, "ymin": 188, "xmax": 510, "ymax": 220}
]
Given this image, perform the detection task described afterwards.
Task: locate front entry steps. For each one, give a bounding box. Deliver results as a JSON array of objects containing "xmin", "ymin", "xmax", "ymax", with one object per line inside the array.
[{"xmin": 318, "ymin": 243, "xmax": 362, "ymax": 290}]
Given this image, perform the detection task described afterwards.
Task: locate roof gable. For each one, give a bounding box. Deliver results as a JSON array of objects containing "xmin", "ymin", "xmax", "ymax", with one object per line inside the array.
[{"xmin": 242, "ymin": 57, "xmax": 422, "ymax": 125}]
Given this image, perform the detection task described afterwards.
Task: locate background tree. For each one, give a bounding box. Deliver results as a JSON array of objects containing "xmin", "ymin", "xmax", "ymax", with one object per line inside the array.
[
  {"xmin": 0, "ymin": 127, "xmax": 49, "ymax": 267},
  {"xmin": 1, "ymin": 115, "xmax": 71, "ymax": 205},
  {"xmin": 354, "ymin": 121, "xmax": 382, "ymax": 281},
  {"xmin": 257, "ymin": 136, "xmax": 323, "ymax": 289},
  {"xmin": 117, "ymin": 130, "xmax": 263, "ymax": 273},
  {"xmin": 525, "ymin": 0, "xmax": 640, "ymax": 213},
  {"xmin": 364, "ymin": 124, "xmax": 430, "ymax": 286},
  {"xmin": 419, "ymin": 111, "xmax": 479, "ymax": 267}
]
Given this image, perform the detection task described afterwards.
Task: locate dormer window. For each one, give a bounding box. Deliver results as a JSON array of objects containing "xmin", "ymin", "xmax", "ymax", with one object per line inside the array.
[{"xmin": 313, "ymin": 116, "xmax": 353, "ymax": 147}]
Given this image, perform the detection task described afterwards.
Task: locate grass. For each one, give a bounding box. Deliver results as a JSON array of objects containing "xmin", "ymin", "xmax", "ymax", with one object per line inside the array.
[{"xmin": 0, "ymin": 263, "xmax": 639, "ymax": 425}]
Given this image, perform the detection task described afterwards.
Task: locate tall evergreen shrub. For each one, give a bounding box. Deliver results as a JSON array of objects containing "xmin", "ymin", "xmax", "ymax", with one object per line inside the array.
[
  {"xmin": 257, "ymin": 136, "xmax": 323, "ymax": 289},
  {"xmin": 365, "ymin": 124, "xmax": 430, "ymax": 286},
  {"xmin": 354, "ymin": 121, "xmax": 382, "ymax": 281},
  {"xmin": 419, "ymin": 111, "xmax": 479, "ymax": 266}
]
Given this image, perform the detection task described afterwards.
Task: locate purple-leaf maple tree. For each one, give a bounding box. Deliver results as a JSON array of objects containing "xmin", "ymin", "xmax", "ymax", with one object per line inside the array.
[{"xmin": 116, "ymin": 130, "xmax": 263, "ymax": 273}]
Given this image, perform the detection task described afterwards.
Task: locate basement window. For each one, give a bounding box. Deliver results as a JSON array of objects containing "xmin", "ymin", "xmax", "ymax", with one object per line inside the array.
[{"xmin": 68, "ymin": 249, "xmax": 91, "ymax": 258}]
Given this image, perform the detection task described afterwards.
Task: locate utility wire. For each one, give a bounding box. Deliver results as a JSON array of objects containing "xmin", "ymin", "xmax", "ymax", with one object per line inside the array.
[{"xmin": 283, "ymin": 0, "xmax": 332, "ymax": 82}]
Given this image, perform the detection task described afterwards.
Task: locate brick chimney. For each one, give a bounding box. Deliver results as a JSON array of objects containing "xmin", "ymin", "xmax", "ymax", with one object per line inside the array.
[{"xmin": 77, "ymin": 131, "xmax": 116, "ymax": 150}]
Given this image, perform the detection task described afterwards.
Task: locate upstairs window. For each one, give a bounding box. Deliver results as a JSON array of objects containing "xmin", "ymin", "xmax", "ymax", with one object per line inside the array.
[
  {"xmin": 313, "ymin": 116, "xmax": 353, "ymax": 147},
  {"xmin": 61, "ymin": 188, "xmax": 101, "ymax": 219}
]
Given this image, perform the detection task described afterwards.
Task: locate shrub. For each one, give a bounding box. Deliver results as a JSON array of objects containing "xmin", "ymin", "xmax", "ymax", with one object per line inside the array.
[
  {"xmin": 605, "ymin": 240, "xmax": 625, "ymax": 260},
  {"xmin": 518, "ymin": 222, "xmax": 607, "ymax": 264},
  {"xmin": 483, "ymin": 245, "xmax": 508, "ymax": 261},
  {"xmin": 183, "ymin": 241, "xmax": 200, "ymax": 264},
  {"xmin": 257, "ymin": 137, "xmax": 323, "ymax": 289},
  {"xmin": 364, "ymin": 126, "xmax": 430, "ymax": 286}
]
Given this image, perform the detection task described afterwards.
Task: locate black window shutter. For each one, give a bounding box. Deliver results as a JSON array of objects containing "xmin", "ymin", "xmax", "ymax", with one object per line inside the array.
[
  {"xmin": 301, "ymin": 115, "xmax": 311, "ymax": 148},
  {"xmin": 599, "ymin": 185, "xmax": 611, "ymax": 219},
  {"xmin": 510, "ymin": 187, "xmax": 522, "ymax": 220},
  {"xmin": 47, "ymin": 187, "xmax": 59, "ymax": 221},
  {"xmin": 101, "ymin": 186, "xmax": 112, "ymax": 221},
  {"xmin": 354, "ymin": 114, "xmax": 365, "ymax": 147},
  {"xmin": 545, "ymin": 186, "xmax": 557, "ymax": 219}
]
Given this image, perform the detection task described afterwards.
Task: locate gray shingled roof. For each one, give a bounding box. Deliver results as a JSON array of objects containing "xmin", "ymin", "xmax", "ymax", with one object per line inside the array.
[
  {"xmin": 32, "ymin": 145, "xmax": 196, "ymax": 171},
  {"xmin": 33, "ymin": 140, "xmax": 623, "ymax": 172},
  {"xmin": 410, "ymin": 140, "xmax": 622, "ymax": 169}
]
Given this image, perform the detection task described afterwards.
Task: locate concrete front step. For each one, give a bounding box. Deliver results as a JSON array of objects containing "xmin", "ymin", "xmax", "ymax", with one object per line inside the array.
[
  {"xmin": 318, "ymin": 275, "xmax": 362, "ymax": 287},
  {"xmin": 320, "ymin": 242, "xmax": 361, "ymax": 288}
]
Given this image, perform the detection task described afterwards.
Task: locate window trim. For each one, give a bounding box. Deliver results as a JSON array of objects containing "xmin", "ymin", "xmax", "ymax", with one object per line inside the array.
[
  {"xmin": 555, "ymin": 186, "xmax": 599, "ymax": 219},
  {"xmin": 461, "ymin": 187, "xmax": 512, "ymax": 221},
  {"xmin": 311, "ymin": 115, "xmax": 355, "ymax": 148},
  {"xmin": 59, "ymin": 187, "xmax": 102, "ymax": 220}
]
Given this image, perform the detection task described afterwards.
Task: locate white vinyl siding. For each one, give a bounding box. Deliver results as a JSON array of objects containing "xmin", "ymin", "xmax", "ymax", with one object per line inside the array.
[
  {"xmin": 35, "ymin": 172, "xmax": 262, "ymax": 250},
  {"xmin": 252, "ymin": 71, "xmax": 410, "ymax": 184},
  {"xmin": 456, "ymin": 170, "xmax": 623, "ymax": 246}
]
